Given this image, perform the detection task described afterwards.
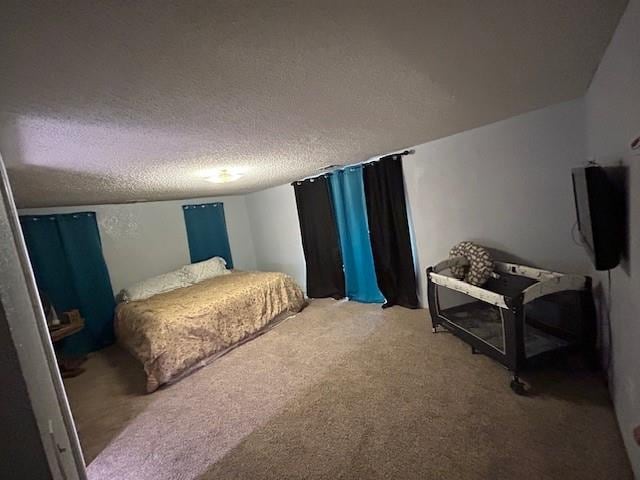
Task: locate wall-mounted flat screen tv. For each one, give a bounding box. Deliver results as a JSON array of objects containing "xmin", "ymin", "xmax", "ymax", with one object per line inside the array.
[{"xmin": 571, "ymin": 165, "xmax": 622, "ymax": 270}]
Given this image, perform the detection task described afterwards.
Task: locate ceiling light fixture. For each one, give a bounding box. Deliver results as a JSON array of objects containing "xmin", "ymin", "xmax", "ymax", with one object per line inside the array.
[{"xmin": 203, "ymin": 168, "xmax": 246, "ymax": 184}]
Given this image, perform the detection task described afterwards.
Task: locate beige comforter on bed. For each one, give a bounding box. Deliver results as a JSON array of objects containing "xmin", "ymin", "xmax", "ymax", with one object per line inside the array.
[{"xmin": 115, "ymin": 271, "xmax": 305, "ymax": 392}]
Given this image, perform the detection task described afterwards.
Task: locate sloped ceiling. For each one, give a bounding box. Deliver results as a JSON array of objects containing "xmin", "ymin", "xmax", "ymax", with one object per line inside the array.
[{"xmin": 0, "ymin": 0, "xmax": 628, "ymax": 207}]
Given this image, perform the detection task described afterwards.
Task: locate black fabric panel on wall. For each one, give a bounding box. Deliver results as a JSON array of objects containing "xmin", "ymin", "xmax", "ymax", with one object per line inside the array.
[
  {"xmin": 293, "ymin": 176, "xmax": 346, "ymax": 299},
  {"xmin": 363, "ymin": 155, "xmax": 419, "ymax": 309}
]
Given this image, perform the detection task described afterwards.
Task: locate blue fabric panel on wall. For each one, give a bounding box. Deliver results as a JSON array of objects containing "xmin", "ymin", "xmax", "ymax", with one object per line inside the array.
[
  {"xmin": 20, "ymin": 212, "xmax": 116, "ymax": 355},
  {"xmin": 329, "ymin": 167, "xmax": 384, "ymax": 303},
  {"xmin": 56, "ymin": 213, "xmax": 116, "ymax": 352},
  {"xmin": 182, "ymin": 203, "xmax": 234, "ymax": 268},
  {"xmin": 20, "ymin": 215, "xmax": 78, "ymax": 314}
]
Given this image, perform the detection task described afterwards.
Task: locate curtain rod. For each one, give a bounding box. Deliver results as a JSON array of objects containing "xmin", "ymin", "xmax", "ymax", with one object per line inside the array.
[{"xmin": 292, "ymin": 149, "xmax": 415, "ymax": 185}]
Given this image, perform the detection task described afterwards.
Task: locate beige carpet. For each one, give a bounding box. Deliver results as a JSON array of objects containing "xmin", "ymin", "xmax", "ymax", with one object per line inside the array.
[{"xmin": 63, "ymin": 299, "xmax": 632, "ymax": 480}]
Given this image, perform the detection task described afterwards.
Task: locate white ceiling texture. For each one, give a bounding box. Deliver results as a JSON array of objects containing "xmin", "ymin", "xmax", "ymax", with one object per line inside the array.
[{"xmin": 0, "ymin": 0, "xmax": 628, "ymax": 207}]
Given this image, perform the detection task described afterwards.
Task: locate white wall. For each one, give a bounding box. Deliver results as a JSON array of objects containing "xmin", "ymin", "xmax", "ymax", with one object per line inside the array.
[
  {"xmin": 245, "ymin": 184, "xmax": 306, "ymax": 290},
  {"xmin": 403, "ymin": 99, "xmax": 591, "ymax": 304},
  {"xmin": 19, "ymin": 195, "xmax": 257, "ymax": 295},
  {"xmin": 585, "ymin": 0, "xmax": 640, "ymax": 473}
]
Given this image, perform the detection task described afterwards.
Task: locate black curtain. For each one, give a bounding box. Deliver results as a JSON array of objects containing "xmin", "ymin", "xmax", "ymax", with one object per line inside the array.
[
  {"xmin": 293, "ymin": 176, "xmax": 345, "ymax": 299},
  {"xmin": 363, "ymin": 155, "xmax": 419, "ymax": 309}
]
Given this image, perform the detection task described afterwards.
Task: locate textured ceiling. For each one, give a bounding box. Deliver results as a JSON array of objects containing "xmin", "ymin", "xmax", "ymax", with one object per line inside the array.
[{"xmin": 0, "ymin": 0, "xmax": 628, "ymax": 207}]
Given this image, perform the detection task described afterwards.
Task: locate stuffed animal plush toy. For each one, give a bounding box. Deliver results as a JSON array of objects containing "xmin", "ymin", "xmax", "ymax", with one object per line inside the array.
[{"xmin": 448, "ymin": 241, "xmax": 494, "ymax": 286}]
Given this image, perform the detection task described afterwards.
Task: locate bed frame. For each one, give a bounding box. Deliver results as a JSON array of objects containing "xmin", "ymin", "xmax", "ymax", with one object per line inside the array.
[{"xmin": 426, "ymin": 257, "xmax": 597, "ymax": 394}]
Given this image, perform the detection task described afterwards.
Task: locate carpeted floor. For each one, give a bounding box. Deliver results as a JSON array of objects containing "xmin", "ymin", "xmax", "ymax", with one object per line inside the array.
[{"xmin": 63, "ymin": 299, "xmax": 632, "ymax": 480}]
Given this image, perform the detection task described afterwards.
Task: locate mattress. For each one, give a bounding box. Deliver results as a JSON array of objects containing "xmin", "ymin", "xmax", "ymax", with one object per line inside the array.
[{"xmin": 115, "ymin": 271, "xmax": 305, "ymax": 392}]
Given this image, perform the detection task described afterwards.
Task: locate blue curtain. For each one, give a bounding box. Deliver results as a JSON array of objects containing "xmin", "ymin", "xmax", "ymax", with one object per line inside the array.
[
  {"xmin": 329, "ymin": 167, "xmax": 384, "ymax": 303},
  {"xmin": 20, "ymin": 212, "xmax": 116, "ymax": 355},
  {"xmin": 183, "ymin": 202, "xmax": 233, "ymax": 267}
]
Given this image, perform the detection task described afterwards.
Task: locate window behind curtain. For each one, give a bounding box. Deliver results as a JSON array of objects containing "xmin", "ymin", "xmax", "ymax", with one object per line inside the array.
[{"xmin": 182, "ymin": 202, "xmax": 233, "ymax": 268}]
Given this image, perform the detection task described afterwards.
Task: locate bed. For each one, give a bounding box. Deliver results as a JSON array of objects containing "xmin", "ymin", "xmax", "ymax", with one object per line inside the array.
[{"xmin": 115, "ymin": 270, "xmax": 305, "ymax": 392}]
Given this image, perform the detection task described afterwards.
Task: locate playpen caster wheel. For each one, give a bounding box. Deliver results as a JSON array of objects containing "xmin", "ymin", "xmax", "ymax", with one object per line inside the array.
[
  {"xmin": 432, "ymin": 326, "xmax": 438, "ymax": 333},
  {"xmin": 510, "ymin": 378, "xmax": 527, "ymax": 396}
]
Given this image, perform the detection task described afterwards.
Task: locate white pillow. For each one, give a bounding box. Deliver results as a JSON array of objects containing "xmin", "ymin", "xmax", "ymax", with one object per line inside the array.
[
  {"xmin": 182, "ymin": 256, "xmax": 230, "ymax": 284},
  {"xmin": 121, "ymin": 268, "xmax": 191, "ymax": 302}
]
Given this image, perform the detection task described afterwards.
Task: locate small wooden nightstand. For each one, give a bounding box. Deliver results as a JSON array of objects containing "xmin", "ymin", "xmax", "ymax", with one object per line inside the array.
[{"xmin": 49, "ymin": 312, "xmax": 86, "ymax": 378}]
